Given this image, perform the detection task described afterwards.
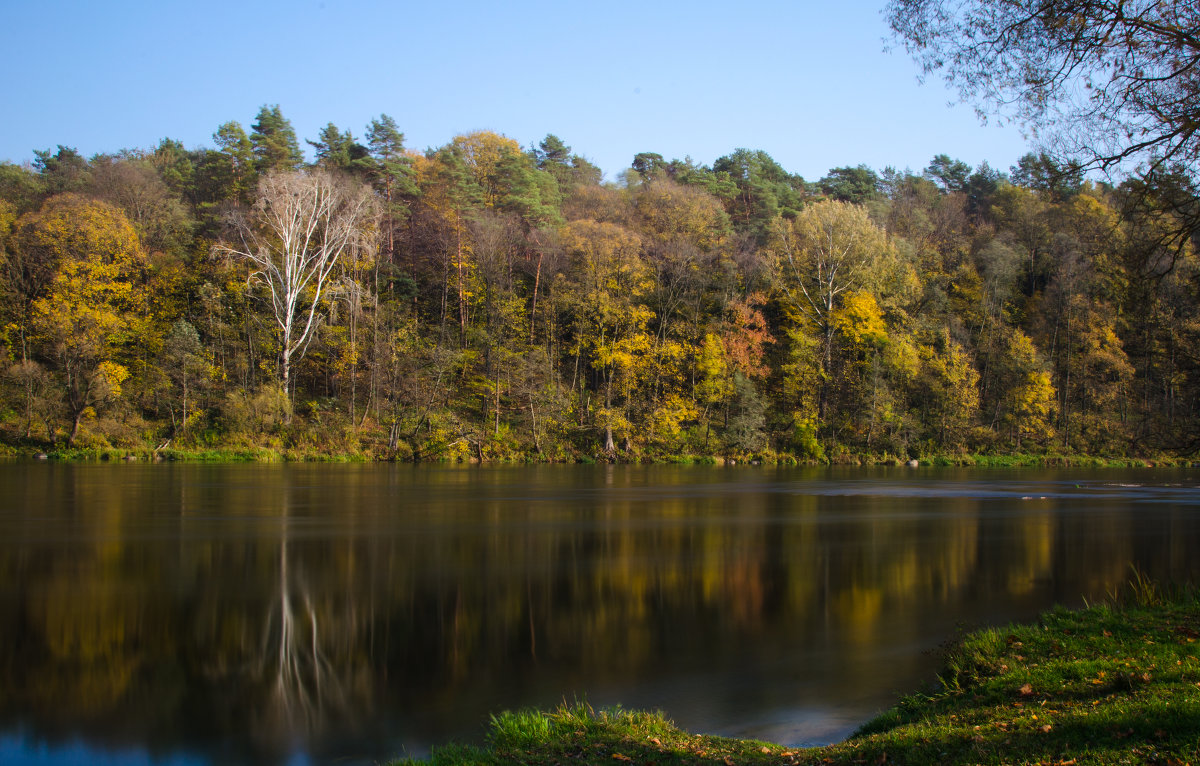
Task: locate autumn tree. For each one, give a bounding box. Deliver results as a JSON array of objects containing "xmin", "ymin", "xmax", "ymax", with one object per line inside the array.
[
  {"xmin": 916, "ymin": 330, "xmax": 981, "ymax": 449},
  {"xmin": 13, "ymin": 195, "xmax": 148, "ymax": 444},
  {"xmin": 769, "ymin": 200, "xmax": 890, "ymax": 420},
  {"xmin": 220, "ymin": 169, "xmax": 377, "ymax": 393},
  {"xmin": 559, "ymin": 220, "xmax": 652, "ymax": 453}
]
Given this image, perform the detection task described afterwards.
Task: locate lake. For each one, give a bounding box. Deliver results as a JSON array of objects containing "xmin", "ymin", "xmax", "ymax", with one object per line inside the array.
[{"xmin": 0, "ymin": 463, "xmax": 1197, "ymax": 765}]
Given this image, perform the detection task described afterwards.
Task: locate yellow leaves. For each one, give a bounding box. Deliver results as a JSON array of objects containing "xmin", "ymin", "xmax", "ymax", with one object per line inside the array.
[
  {"xmin": 561, "ymin": 220, "xmax": 649, "ymax": 297},
  {"xmin": 594, "ymin": 330, "xmax": 653, "ymax": 372},
  {"xmin": 650, "ymin": 394, "xmax": 698, "ymax": 442},
  {"xmin": 23, "ymin": 196, "xmax": 147, "ymax": 339},
  {"xmin": 833, "ymin": 291, "xmax": 888, "ymax": 350},
  {"xmin": 453, "ymin": 130, "xmax": 524, "ymax": 207},
  {"xmin": 1062, "ymin": 192, "xmax": 1122, "ymax": 253},
  {"xmin": 999, "ymin": 328, "xmax": 1058, "ymax": 445},
  {"xmin": 453, "ymin": 131, "xmax": 522, "ymax": 177},
  {"xmin": 769, "ymin": 200, "xmax": 889, "ymax": 319},
  {"xmin": 696, "ymin": 332, "xmax": 733, "ymax": 405},
  {"xmin": 595, "ymin": 406, "xmax": 634, "ymax": 439},
  {"xmin": 96, "ymin": 361, "xmax": 128, "ymax": 400},
  {"xmin": 17, "ymin": 194, "xmax": 147, "ymax": 274},
  {"xmin": 885, "ymin": 332, "xmax": 921, "ymax": 381},
  {"xmin": 0, "ymin": 198, "xmax": 14, "ymax": 248}
]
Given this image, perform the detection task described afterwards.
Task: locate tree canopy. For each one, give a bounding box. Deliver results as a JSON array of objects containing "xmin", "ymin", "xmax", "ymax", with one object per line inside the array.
[{"xmin": 1, "ymin": 108, "xmax": 1198, "ymax": 461}]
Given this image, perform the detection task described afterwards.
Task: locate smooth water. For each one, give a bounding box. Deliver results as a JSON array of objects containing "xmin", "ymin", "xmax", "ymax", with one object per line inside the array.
[{"xmin": 0, "ymin": 463, "xmax": 1197, "ymax": 765}]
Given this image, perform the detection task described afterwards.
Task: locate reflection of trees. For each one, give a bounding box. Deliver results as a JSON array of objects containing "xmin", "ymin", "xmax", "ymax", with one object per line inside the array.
[
  {"xmin": 1, "ymin": 465, "xmax": 1199, "ymax": 763},
  {"xmin": 257, "ymin": 530, "xmax": 345, "ymax": 737}
]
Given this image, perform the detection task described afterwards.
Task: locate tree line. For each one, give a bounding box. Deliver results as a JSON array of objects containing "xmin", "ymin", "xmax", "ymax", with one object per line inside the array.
[{"xmin": 0, "ymin": 103, "xmax": 1197, "ymax": 461}]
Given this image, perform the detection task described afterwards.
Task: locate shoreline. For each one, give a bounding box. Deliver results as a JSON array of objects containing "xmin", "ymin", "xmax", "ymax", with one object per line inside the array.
[
  {"xmin": 393, "ymin": 588, "xmax": 1200, "ymax": 765},
  {"xmin": 1, "ymin": 444, "xmax": 1193, "ymax": 469}
]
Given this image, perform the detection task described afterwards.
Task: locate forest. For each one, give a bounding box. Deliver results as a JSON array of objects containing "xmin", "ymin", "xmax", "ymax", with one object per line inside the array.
[{"xmin": 0, "ymin": 104, "xmax": 1197, "ymax": 463}]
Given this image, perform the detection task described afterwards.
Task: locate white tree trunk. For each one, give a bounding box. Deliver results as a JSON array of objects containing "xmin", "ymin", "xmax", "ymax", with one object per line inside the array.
[{"xmin": 221, "ymin": 169, "xmax": 377, "ymax": 392}]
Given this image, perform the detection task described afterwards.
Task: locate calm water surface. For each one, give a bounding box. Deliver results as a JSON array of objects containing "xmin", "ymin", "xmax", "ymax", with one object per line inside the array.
[{"xmin": 0, "ymin": 463, "xmax": 1197, "ymax": 765}]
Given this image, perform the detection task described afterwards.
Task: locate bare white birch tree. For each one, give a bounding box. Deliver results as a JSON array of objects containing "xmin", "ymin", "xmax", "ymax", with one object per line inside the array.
[{"xmin": 221, "ymin": 169, "xmax": 377, "ymax": 391}]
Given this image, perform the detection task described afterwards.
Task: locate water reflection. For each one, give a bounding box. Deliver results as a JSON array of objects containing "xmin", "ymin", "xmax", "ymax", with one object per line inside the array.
[{"xmin": 0, "ymin": 464, "xmax": 1197, "ymax": 764}]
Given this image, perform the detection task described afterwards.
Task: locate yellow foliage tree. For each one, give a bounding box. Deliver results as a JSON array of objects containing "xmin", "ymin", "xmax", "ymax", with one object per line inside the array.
[
  {"xmin": 19, "ymin": 195, "xmax": 148, "ymax": 444},
  {"xmin": 918, "ymin": 332, "xmax": 981, "ymax": 449},
  {"xmin": 769, "ymin": 200, "xmax": 890, "ymax": 420},
  {"xmin": 559, "ymin": 220, "xmax": 653, "ymax": 452},
  {"xmin": 999, "ymin": 330, "xmax": 1057, "ymax": 448},
  {"xmin": 452, "ymin": 130, "xmax": 524, "ymax": 208}
]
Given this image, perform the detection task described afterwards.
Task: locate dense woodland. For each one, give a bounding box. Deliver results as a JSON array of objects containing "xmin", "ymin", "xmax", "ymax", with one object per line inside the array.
[{"xmin": 1, "ymin": 104, "xmax": 1198, "ymax": 461}]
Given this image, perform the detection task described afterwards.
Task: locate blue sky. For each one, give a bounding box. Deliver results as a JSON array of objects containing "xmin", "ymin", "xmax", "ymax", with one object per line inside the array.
[{"xmin": 2, "ymin": 0, "xmax": 1034, "ymax": 182}]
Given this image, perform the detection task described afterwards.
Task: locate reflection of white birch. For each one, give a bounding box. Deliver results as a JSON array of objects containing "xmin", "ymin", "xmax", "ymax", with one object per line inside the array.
[{"xmin": 259, "ymin": 535, "xmax": 344, "ymax": 734}]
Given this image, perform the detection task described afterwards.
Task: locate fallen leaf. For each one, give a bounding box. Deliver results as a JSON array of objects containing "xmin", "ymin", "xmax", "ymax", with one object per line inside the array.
[
  {"xmin": 1019, "ymin": 683, "xmax": 1034, "ymax": 696},
  {"xmin": 724, "ymin": 756, "xmax": 735, "ymax": 766},
  {"xmin": 1040, "ymin": 725, "xmax": 1053, "ymax": 734},
  {"xmin": 649, "ymin": 738, "xmax": 662, "ymax": 747},
  {"xmin": 612, "ymin": 754, "xmax": 632, "ymax": 762}
]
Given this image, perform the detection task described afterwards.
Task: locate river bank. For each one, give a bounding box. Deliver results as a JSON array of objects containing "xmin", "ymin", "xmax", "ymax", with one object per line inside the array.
[
  {"xmin": 1, "ymin": 442, "xmax": 1192, "ymax": 468},
  {"xmin": 395, "ymin": 584, "xmax": 1200, "ymax": 765}
]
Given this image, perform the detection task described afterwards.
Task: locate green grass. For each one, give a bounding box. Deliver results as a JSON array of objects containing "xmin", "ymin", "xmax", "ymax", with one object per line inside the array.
[
  {"xmin": 836, "ymin": 596, "xmax": 1200, "ymax": 765},
  {"xmin": 391, "ymin": 703, "xmax": 786, "ymax": 766},
  {"xmin": 393, "ymin": 586, "xmax": 1200, "ymax": 765}
]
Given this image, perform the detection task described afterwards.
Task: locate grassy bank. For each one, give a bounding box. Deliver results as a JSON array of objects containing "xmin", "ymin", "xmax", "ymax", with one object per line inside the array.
[{"xmin": 395, "ymin": 585, "xmax": 1200, "ymax": 765}]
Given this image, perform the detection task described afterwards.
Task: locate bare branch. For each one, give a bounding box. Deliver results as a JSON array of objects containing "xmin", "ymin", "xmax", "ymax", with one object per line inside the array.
[{"xmin": 217, "ymin": 169, "xmax": 378, "ymax": 390}]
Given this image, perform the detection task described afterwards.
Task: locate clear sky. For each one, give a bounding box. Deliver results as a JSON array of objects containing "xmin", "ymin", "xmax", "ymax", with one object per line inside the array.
[{"xmin": 1, "ymin": 0, "xmax": 1034, "ymax": 182}]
